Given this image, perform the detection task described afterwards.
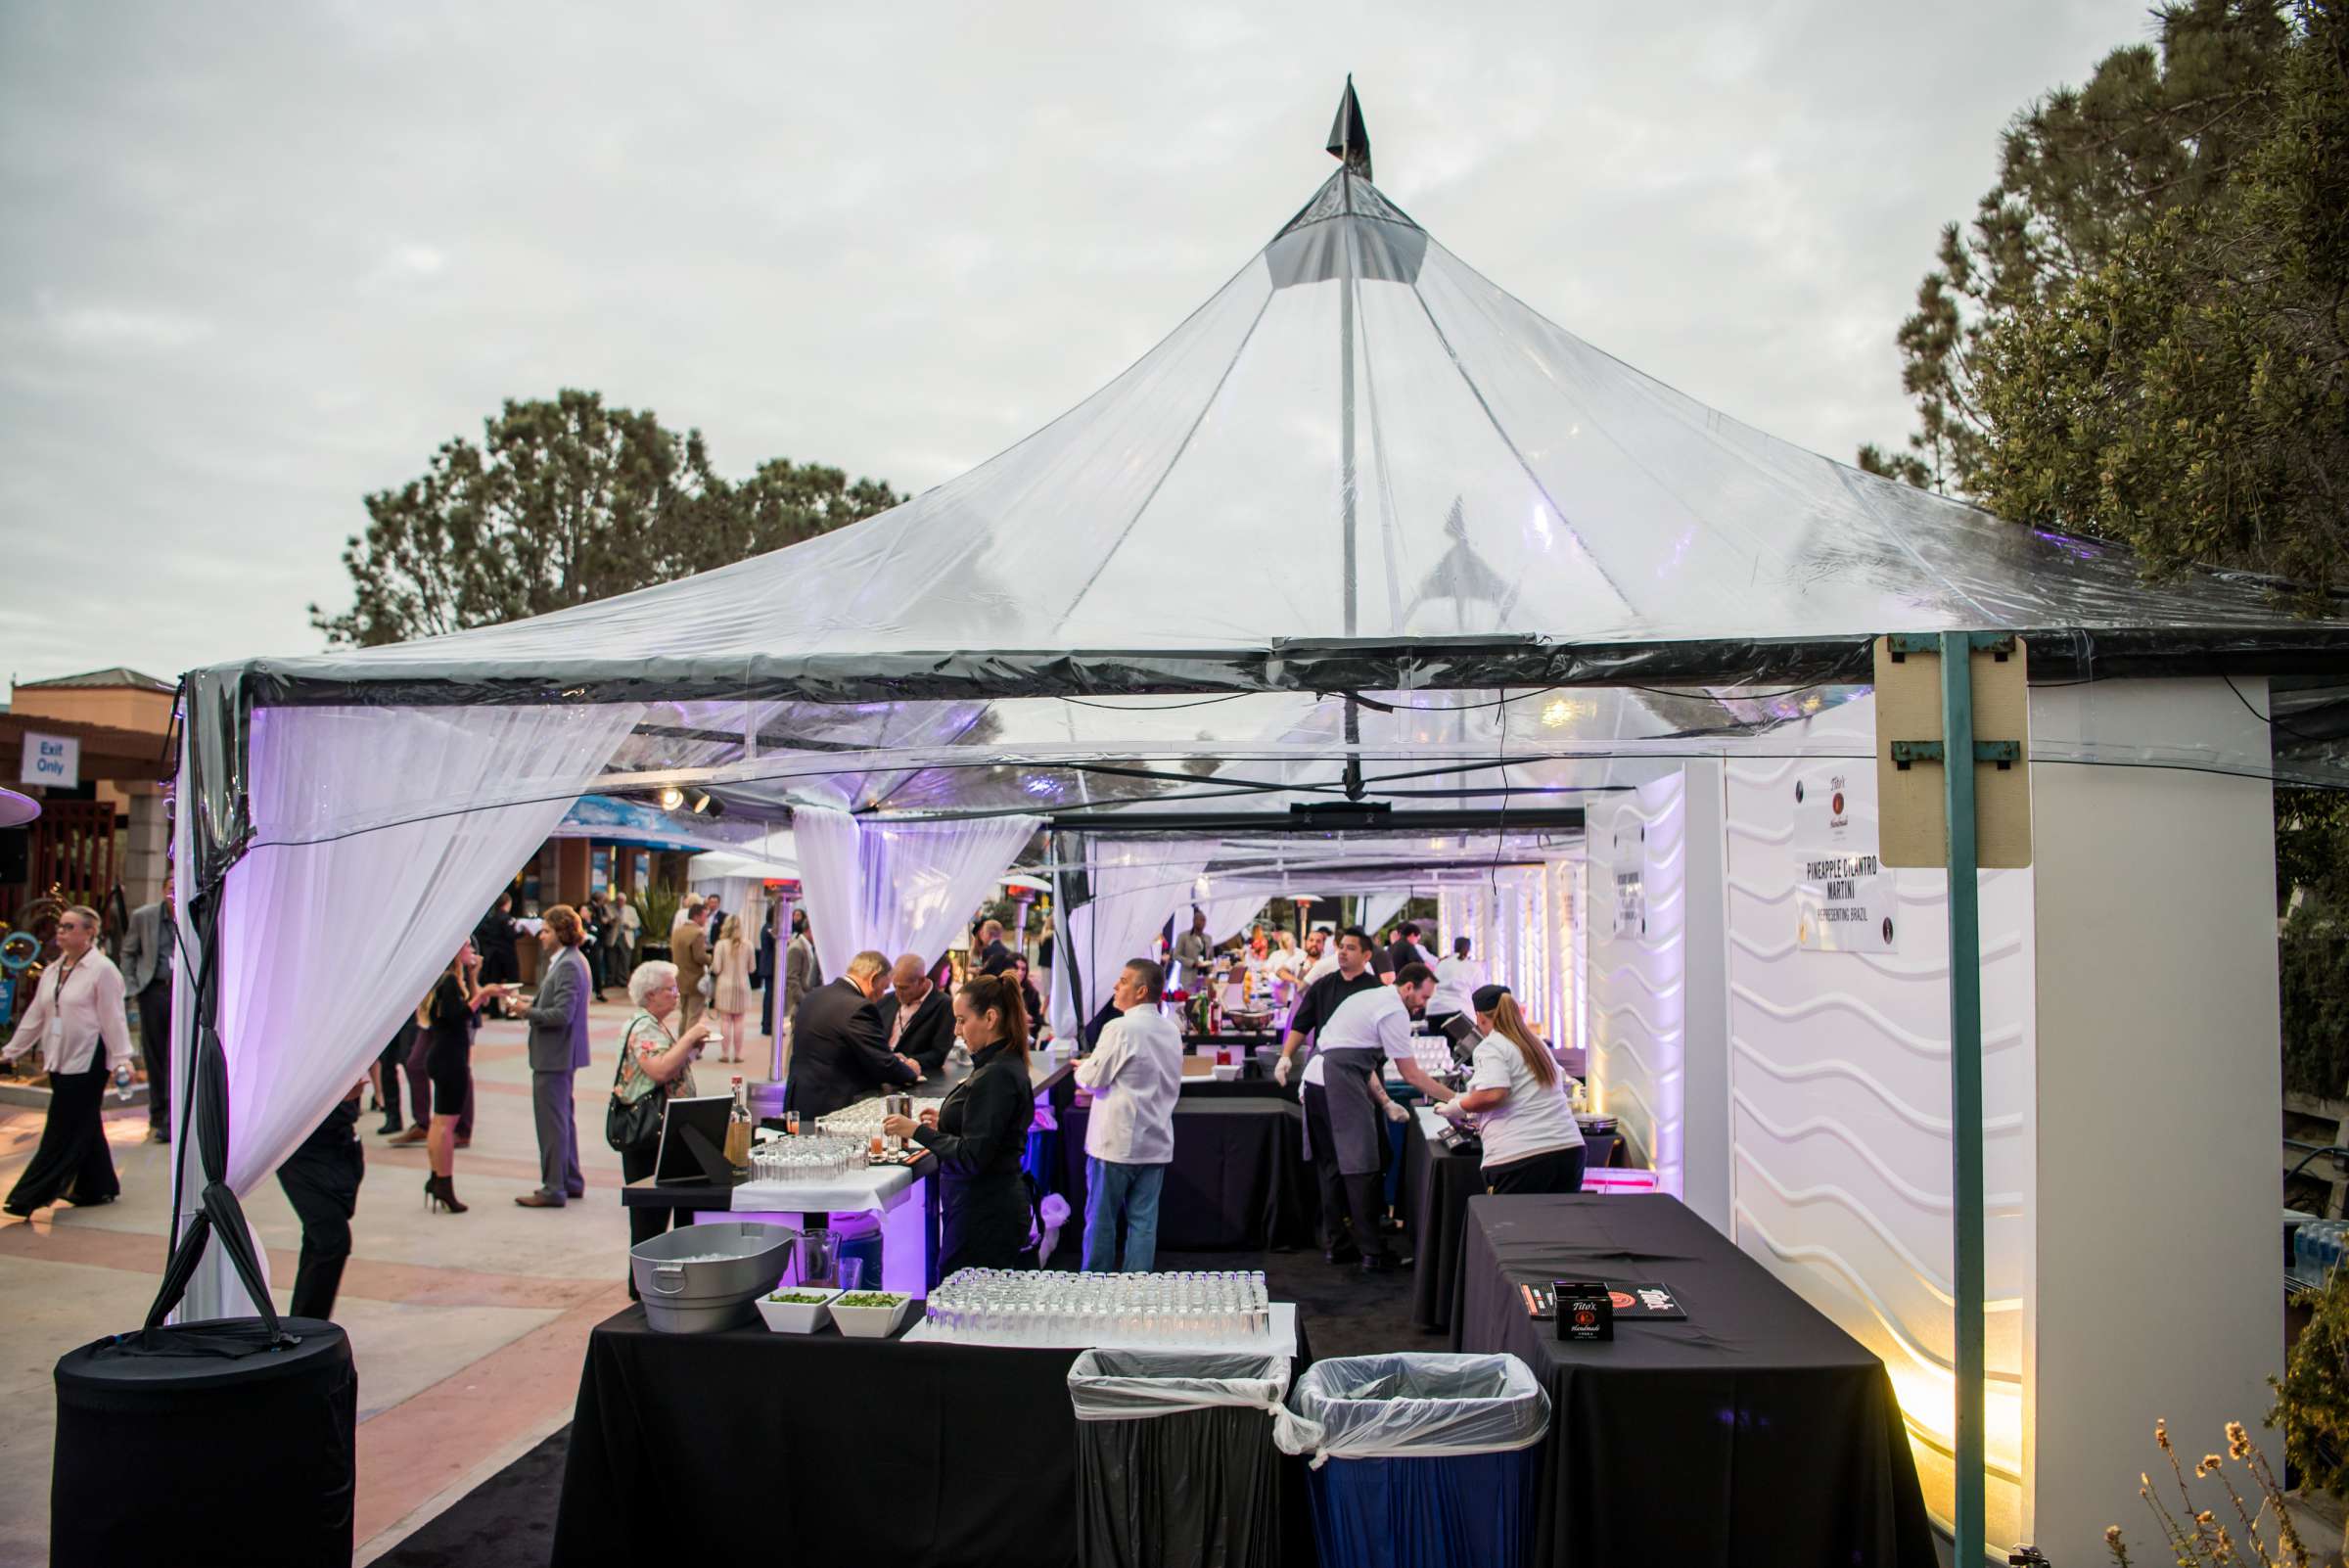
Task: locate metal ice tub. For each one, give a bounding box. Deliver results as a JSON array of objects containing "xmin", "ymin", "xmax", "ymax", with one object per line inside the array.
[{"xmin": 630, "ymin": 1222, "xmax": 798, "ymax": 1334}]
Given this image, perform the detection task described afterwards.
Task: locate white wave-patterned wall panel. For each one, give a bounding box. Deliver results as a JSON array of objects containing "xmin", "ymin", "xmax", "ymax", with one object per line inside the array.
[
  {"xmin": 1723, "ymin": 696, "xmax": 2036, "ymax": 1548},
  {"xmin": 1588, "ymin": 774, "xmax": 1688, "ymax": 1194}
]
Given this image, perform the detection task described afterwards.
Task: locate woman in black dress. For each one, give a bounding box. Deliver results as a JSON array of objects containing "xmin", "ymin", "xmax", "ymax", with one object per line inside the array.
[
  {"xmin": 419, "ymin": 943, "xmax": 507, "ymax": 1213},
  {"xmin": 883, "ymin": 972, "xmax": 1035, "ymax": 1272}
]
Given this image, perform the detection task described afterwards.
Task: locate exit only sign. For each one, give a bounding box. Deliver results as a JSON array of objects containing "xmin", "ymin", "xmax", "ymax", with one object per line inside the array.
[{"xmin": 20, "ymin": 733, "xmax": 79, "ymax": 790}]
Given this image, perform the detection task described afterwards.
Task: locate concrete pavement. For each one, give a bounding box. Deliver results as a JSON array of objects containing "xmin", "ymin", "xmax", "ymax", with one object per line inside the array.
[{"xmin": 0, "ymin": 996, "xmax": 777, "ymax": 1566}]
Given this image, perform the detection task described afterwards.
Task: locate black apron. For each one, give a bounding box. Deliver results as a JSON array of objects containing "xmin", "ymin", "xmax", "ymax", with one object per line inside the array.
[{"xmin": 1319, "ymin": 1048, "xmax": 1386, "ymax": 1176}]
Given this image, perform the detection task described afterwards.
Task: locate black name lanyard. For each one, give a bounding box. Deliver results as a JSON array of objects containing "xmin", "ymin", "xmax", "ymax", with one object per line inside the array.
[{"xmin": 43, "ymin": 958, "xmax": 83, "ymax": 1054}]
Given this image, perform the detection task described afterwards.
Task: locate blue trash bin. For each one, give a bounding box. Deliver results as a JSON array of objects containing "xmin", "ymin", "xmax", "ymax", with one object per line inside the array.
[{"xmin": 1281, "ymin": 1354, "xmax": 1549, "ymax": 1568}]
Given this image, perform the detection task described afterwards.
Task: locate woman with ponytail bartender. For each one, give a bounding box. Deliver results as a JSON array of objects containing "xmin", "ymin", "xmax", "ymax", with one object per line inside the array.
[
  {"xmin": 1432, "ymin": 984, "xmax": 1588, "ymax": 1195},
  {"xmin": 881, "ymin": 972, "xmax": 1036, "ymax": 1271}
]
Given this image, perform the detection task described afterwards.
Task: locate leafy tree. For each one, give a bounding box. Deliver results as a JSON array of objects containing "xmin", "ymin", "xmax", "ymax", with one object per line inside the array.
[
  {"xmin": 1972, "ymin": 0, "xmax": 2349, "ymax": 593},
  {"xmin": 1866, "ymin": 4, "xmax": 2349, "ymax": 1095},
  {"xmin": 1864, "ymin": 0, "xmax": 2292, "ymax": 495},
  {"xmin": 310, "ymin": 389, "xmax": 900, "ymax": 646}
]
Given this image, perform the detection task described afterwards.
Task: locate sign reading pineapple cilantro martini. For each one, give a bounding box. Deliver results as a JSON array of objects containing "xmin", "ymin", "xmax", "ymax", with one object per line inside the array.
[{"xmin": 1793, "ymin": 770, "xmax": 1898, "ymax": 953}]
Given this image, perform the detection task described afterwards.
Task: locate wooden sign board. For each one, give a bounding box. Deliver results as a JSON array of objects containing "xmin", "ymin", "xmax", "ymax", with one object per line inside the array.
[{"xmin": 1874, "ymin": 636, "xmax": 2033, "ymax": 869}]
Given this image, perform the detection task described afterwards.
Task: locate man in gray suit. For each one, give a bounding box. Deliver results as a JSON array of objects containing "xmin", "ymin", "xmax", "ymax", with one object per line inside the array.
[
  {"xmin": 120, "ymin": 872, "xmax": 176, "ymax": 1144},
  {"xmin": 517, "ymin": 902, "xmax": 592, "ymax": 1209}
]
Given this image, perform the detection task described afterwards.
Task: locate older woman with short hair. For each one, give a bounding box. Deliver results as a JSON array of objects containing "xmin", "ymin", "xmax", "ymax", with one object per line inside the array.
[
  {"xmin": 611, "ymin": 960, "xmax": 714, "ymax": 1265},
  {"xmin": 2, "ymin": 905, "xmax": 134, "ymax": 1216}
]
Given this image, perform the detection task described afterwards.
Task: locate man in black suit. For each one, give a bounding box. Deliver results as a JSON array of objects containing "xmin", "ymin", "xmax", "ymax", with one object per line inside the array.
[
  {"xmin": 785, "ymin": 949, "xmax": 920, "ymax": 1122},
  {"xmin": 973, "ymin": 918, "xmax": 1016, "ymax": 977},
  {"xmin": 875, "ymin": 952, "xmax": 956, "ymax": 1077}
]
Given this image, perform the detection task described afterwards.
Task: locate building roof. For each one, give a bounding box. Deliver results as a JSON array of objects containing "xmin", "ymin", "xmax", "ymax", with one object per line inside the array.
[{"xmin": 16, "ymin": 667, "xmax": 174, "ymax": 694}]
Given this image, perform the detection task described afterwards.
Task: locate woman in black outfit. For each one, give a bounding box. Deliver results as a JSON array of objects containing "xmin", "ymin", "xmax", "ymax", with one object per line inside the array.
[
  {"xmin": 1011, "ymin": 956, "xmax": 1045, "ymax": 1042},
  {"xmin": 883, "ymin": 972, "xmax": 1035, "ymax": 1273},
  {"xmin": 420, "ymin": 943, "xmax": 507, "ymax": 1213}
]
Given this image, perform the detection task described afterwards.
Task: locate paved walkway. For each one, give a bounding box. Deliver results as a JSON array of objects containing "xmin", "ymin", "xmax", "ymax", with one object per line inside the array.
[{"xmin": 0, "ymin": 997, "xmax": 776, "ymax": 1566}]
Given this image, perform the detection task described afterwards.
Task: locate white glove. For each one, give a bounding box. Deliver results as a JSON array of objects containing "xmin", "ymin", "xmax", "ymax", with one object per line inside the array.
[
  {"xmin": 1384, "ymin": 1099, "xmax": 1409, "ymax": 1124},
  {"xmin": 1273, "ymin": 1053, "xmax": 1292, "ymax": 1087},
  {"xmin": 1436, "ymin": 1097, "xmax": 1469, "ymax": 1122}
]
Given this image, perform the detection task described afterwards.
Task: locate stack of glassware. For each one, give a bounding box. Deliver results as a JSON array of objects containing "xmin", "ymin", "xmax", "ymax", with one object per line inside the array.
[
  {"xmin": 813, "ymin": 1104, "xmax": 891, "ymax": 1141},
  {"xmin": 920, "ymin": 1268, "xmax": 1272, "ymax": 1346},
  {"xmin": 748, "ymin": 1134, "xmax": 867, "ymax": 1184},
  {"xmin": 1407, "ymin": 1039, "xmax": 1458, "ymax": 1077}
]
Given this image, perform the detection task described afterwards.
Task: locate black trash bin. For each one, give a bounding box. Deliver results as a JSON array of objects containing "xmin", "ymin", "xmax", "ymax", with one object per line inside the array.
[
  {"xmin": 1067, "ymin": 1349, "xmax": 1308, "ymax": 1568},
  {"xmin": 54, "ymin": 1316, "xmax": 355, "ymax": 1567}
]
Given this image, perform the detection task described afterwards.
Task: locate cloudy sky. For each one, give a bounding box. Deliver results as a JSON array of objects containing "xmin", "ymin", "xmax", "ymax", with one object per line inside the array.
[{"xmin": 0, "ymin": 0, "xmax": 2155, "ymax": 687}]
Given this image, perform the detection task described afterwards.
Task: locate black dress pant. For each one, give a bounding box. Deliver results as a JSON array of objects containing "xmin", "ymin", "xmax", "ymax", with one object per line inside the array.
[
  {"xmin": 375, "ymin": 1029, "xmax": 409, "ymax": 1130},
  {"xmin": 1484, "ymin": 1143, "xmax": 1589, "ymax": 1196},
  {"xmin": 137, "ymin": 980, "xmax": 171, "ymax": 1132},
  {"xmin": 277, "ymin": 1138, "xmax": 364, "ymax": 1319},
  {"xmin": 1302, "ymin": 1084, "xmax": 1355, "ymax": 1252},
  {"xmin": 620, "ymin": 1142, "xmax": 672, "ymax": 1298},
  {"xmin": 8, "ymin": 1063, "xmax": 119, "ymax": 1212}
]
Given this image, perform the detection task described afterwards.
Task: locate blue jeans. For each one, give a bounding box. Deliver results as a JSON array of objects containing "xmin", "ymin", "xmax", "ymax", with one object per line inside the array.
[{"xmin": 1082, "ymin": 1157, "xmax": 1167, "ymax": 1272}]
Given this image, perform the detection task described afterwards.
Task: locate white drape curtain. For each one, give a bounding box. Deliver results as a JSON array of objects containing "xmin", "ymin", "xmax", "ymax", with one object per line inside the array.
[
  {"xmin": 176, "ymin": 701, "xmax": 642, "ymax": 1319},
  {"xmin": 1066, "ymin": 840, "xmax": 1214, "ymax": 1025},
  {"xmin": 1049, "ymin": 863, "xmax": 1083, "ymax": 1042},
  {"xmin": 792, "ymin": 806, "xmax": 863, "ymax": 982},
  {"xmin": 792, "ymin": 806, "xmax": 1039, "ymax": 974},
  {"xmin": 1438, "ymin": 888, "xmax": 1470, "ymax": 959},
  {"xmin": 1360, "ymin": 890, "xmax": 1409, "ymax": 935},
  {"xmin": 1193, "ymin": 880, "xmax": 1267, "ymax": 948}
]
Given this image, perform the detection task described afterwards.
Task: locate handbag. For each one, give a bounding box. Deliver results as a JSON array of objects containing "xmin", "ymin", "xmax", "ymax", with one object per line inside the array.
[{"xmin": 603, "ymin": 1042, "xmax": 665, "ymax": 1154}]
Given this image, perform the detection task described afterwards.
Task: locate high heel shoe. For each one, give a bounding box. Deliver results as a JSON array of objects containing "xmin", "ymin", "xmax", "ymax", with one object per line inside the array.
[{"xmin": 425, "ymin": 1175, "xmax": 469, "ymax": 1214}]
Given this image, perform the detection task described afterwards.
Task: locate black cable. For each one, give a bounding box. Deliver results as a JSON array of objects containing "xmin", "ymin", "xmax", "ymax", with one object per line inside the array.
[
  {"xmin": 1063, "ymin": 692, "xmax": 1259, "ymax": 712},
  {"xmin": 2222, "ymin": 671, "xmax": 2332, "ymax": 744}
]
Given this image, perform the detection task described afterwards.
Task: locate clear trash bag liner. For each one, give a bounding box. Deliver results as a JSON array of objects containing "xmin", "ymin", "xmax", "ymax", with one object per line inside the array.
[
  {"xmin": 1068, "ymin": 1350, "xmax": 1321, "ymax": 1453},
  {"xmin": 1275, "ymin": 1353, "xmax": 1550, "ymax": 1467}
]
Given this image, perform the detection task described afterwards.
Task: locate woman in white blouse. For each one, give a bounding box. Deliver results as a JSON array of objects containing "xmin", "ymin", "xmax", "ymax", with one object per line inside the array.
[
  {"xmin": 2, "ymin": 904, "xmax": 135, "ymax": 1216},
  {"xmin": 1432, "ymin": 983, "xmax": 1587, "ymax": 1195}
]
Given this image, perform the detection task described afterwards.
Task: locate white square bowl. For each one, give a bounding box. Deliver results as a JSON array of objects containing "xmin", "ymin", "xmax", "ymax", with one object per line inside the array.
[
  {"xmin": 755, "ymin": 1289, "xmax": 841, "ymax": 1334},
  {"xmin": 827, "ymin": 1293, "xmax": 915, "ymax": 1338}
]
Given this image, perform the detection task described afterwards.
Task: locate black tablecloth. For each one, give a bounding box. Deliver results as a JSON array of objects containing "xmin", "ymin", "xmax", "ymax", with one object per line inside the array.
[
  {"xmin": 553, "ymin": 1306, "xmax": 1317, "ymax": 1568},
  {"xmin": 1406, "ymin": 1122, "xmax": 1480, "ymax": 1333},
  {"xmin": 1056, "ymin": 1099, "xmax": 1315, "ymax": 1251},
  {"xmin": 1454, "ymin": 1193, "xmax": 1935, "ymax": 1568},
  {"xmin": 1173, "ymin": 1077, "xmax": 1290, "ymax": 1102},
  {"xmin": 1407, "ymin": 1130, "xmax": 1624, "ymax": 1333}
]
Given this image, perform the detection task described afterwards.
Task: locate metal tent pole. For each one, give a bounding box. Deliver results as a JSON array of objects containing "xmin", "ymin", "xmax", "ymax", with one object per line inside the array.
[
  {"xmin": 1939, "ymin": 629, "xmax": 1987, "ymax": 1566},
  {"xmin": 1339, "ymin": 191, "xmax": 1365, "ymax": 801}
]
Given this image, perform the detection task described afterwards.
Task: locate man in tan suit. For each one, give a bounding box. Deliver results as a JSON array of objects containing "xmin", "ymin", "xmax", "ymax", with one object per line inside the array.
[{"xmin": 671, "ymin": 906, "xmax": 712, "ymax": 1030}]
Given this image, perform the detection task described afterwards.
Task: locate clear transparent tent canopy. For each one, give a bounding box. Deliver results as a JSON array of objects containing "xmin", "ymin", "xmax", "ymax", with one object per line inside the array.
[{"xmin": 196, "ymin": 150, "xmax": 2349, "ymax": 846}]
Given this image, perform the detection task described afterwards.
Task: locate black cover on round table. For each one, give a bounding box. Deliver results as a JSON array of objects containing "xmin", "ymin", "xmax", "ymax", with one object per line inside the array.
[
  {"xmin": 553, "ymin": 1307, "xmax": 1318, "ymax": 1568},
  {"xmin": 1056, "ymin": 1098, "xmax": 1315, "ymax": 1251},
  {"xmin": 1454, "ymin": 1192, "xmax": 1935, "ymax": 1568},
  {"xmin": 53, "ymin": 1316, "xmax": 355, "ymax": 1567}
]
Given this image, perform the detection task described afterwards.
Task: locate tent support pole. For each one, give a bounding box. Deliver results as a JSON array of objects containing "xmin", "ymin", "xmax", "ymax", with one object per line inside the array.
[
  {"xmin": 1939, "ymin": 628, "xmax": 1987, "ymax": 1565},
  {"xmin": 1338, "ymin": 191, "xmax": 1366, "ymax": 802}
]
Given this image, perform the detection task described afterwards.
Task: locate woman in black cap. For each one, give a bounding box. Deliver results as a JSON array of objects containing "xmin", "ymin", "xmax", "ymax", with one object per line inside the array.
[{"xmin": 1432, "ymin": 983, "xmax": 1587, "ymax": 1195}]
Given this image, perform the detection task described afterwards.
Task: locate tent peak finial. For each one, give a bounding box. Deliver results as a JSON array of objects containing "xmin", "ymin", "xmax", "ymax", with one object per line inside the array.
[{"xmin": 1326, "ymin": 75, "xmax": 1371, "ymax": 182}]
